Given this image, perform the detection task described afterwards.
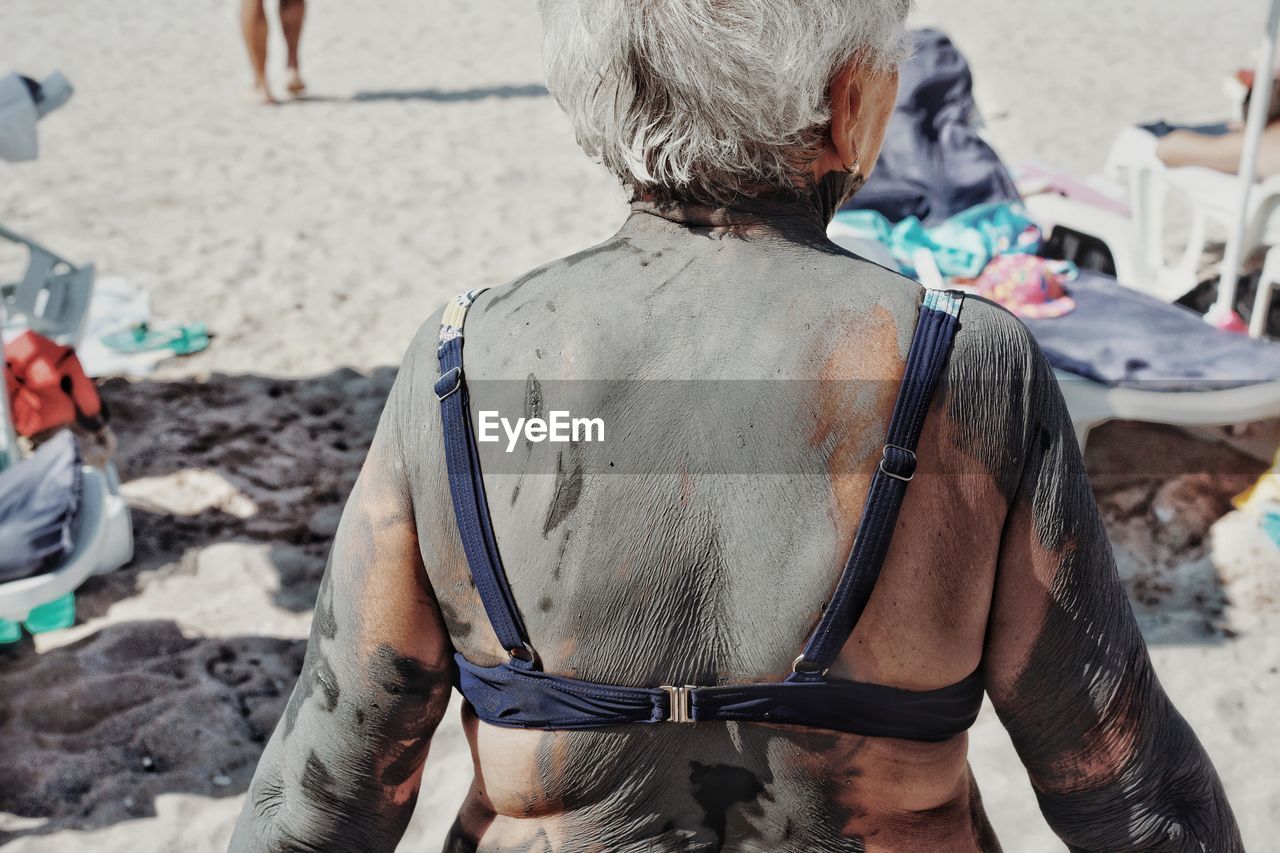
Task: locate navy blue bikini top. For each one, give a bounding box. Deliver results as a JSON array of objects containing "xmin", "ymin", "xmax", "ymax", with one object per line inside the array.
[{"xmin": 434, "ymin": 287, "xmax": 981, "ymax": 742}]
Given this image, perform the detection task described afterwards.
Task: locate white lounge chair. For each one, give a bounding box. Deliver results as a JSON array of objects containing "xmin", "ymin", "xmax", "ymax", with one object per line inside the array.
[
  {"xmin": 1024, "ymin": 127, "xmax": 1280, "ymax": 308},
  {"xmin": 1028, "ymin": 0, "xmax": 1280, "ymax": 339},
  {"xmin": 0, "ymin": 69, "xmax": 132, "ymax": 639},
  {"xmin": 827, "ymin": 27, "xmax": 1280, "ymax": 452},
  {"xmin": 1018, "ymin": 271, "xmax": 1280, "ymax": 448},
  {"xmin": 1058, "ymin": 371, "xmax": 1280, "ymax": 449},
  {"xmin": 0, "ymin": 304, "xmax": 133, "ymax": 634}
]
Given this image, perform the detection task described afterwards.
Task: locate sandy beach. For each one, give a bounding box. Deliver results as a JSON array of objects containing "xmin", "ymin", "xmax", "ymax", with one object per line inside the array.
[{"xmin": 1, "ymin": 0, "xmax": 1277, "ymax": 849}]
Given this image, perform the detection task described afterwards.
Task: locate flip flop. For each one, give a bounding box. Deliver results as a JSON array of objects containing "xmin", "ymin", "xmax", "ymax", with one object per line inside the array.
[{"xmin": 101, "ymin": 322, "xmax": 210, "ymax": 356}]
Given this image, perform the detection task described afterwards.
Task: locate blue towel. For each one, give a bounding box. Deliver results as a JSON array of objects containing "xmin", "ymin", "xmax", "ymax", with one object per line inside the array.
[
  {"xmin": 1021, "ymin": 272, "xmax": 1280, "ymax": 390},
  {"xmin": 0, "ymin": 431, "xmax": 82, "ymax": 583}
]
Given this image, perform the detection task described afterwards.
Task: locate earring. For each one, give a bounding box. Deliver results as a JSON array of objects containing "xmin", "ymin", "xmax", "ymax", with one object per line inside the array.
[{"xmin": 846, "ymin": 158, "xmax": 861, "ymax": 176}]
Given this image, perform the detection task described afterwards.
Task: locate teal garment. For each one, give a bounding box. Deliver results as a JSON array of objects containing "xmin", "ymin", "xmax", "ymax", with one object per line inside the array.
[
  {"xmin": 0, "ymin": 594, "xmax": 75, "ymax": 645},
  {"xmin": 1264, "ymin": 512, "xmax": 1280, "ymax": 550},
  {"xmin": 832, "ymin": 202, "xmax": 1041, "ymax": 280},
  {"xmin": 24, "ymin": 592, "xmax": 75, "ymax": 633}
]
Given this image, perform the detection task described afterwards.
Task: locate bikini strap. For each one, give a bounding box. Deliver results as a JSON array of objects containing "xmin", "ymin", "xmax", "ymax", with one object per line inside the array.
[
  {"xmin": 790, "ymin": 289, "xmax": 965, "ymax": 680},
  {"xmin": 434, "ymin": 289, "xmax": 537, "ymax": 669}
]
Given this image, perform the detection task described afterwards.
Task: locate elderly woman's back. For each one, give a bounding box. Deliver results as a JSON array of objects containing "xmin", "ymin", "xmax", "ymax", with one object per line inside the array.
[{"xmin": 231, "ymin": 2, "xmax": 1241, "ymax": 851}]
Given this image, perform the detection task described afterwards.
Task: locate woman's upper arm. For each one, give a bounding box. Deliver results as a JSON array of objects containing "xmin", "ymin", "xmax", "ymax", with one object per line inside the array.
[
  {"xmin": 981, "ymin": 325, "xmax": 1241, "ymax": 850},
  {"xmin": 231, "ymin": 342, "xmax": 455, "ymax": 852}
]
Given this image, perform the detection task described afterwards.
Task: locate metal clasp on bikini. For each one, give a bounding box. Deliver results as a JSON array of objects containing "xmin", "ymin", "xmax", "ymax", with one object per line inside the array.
[
  {"xmin": 435, "ymin": 366, "xmax": 463, "ymax": 400},
  {"xmin": 661, "ymin": 685, "xmax": 696, "ymax": 723},
  {"xmin": 508, "ymin": 642, "xmax": 539, "ymax": 667},
  {"xmin": 879, "ymin": 444, "xmax": 917, "ymax": 482},
  {"xmin": 791, "ymin": 654, "xmax": 829, "ymax": 678}
]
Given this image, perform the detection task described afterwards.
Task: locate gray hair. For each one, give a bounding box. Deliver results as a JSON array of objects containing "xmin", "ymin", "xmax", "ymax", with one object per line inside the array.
[{"xmin": 539, "ymin": 0, "xmax": 912, "ymax": 206}]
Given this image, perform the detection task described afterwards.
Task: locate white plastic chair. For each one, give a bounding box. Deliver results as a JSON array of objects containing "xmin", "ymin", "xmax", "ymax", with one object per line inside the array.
[
  {"xmin": 0, "ymin": 316, "xmax": 132, "ymax": 593},
  {"xmin": 1025, "ymin": 126, "xmax": 1280, "ymax": 314},
  {"xmin": 0, "ymin": 67, "xmax": 132, "ymax": 610},
  {"xmin": 1058, "ymin": 370, "xmax": 1280, "ymax": 449},
  {"xmin": 0, "ymin": 294, "xmax": 132, "ymax": 629},
  {"xmin": 1, "ymin": 224, "xmax": 95, "ymax": 346}
]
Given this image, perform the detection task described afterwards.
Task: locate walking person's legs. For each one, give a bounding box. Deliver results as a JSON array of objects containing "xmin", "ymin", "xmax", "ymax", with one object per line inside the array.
[
  {"xmin": 280, "ymin": 0, "xmax": 306, "ymax": 97},
  {"xmin": 239, "ymin": 0, "xmax": 273, "ymax": 103}
]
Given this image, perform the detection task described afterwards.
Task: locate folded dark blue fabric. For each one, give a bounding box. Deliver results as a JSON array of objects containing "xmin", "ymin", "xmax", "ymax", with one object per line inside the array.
[
  {"xmin": 1022, "ymin": 272, "xmax": 1280, "ymax": 390},
  {"xmin": 842, "ymin": 29, "xmax": 1021, "ymax": 226},
  {"xmin": 0, "ymin": 430, "xmax": 82, "ymax": 583},
  {"xmin": 1139, "ymin": 121, "xmax": 1232, "ymax": 139}
]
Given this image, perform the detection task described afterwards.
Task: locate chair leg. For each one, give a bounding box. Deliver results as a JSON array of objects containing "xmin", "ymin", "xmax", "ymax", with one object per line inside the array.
[
  {"xmin": 1251, "ymin": 249, "xmax": 1280, "ymax": 338},
  {"xmin": 1176, "ymin": 207, "xmax": 1210, "ymax": 284},
  {"xmin": 1141, "ymin": 170, "xmax": 1166, "ymax": 271}
]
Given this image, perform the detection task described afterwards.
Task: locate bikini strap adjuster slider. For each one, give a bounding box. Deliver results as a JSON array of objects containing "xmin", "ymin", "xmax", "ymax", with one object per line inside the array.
[
  {"xmin": 879, "ymin": 444, "xmax": 917, "ymax": 482},
  {"xmin": 660, "ymin": 685, "xmax": 696, "ymax": 723},
  {"xmin": 435, "ymin": 366, "xmax": 463, "ymax": 401}
]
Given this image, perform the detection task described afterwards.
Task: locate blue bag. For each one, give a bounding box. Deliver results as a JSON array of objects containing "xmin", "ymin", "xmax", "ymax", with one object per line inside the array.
[
  {"xmin": 841, "ymin": 29, "xmax": 1021, "ymax": 225},
  {"xmin": 0, "ymin": 430, "xmax": 82, "ymax": 583}
]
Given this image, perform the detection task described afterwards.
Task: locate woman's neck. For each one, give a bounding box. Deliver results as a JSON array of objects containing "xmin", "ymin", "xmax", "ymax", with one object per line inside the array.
[
  {"xmin": 629, "ymin": 200, "xmax": 828, "ymax": 241},
  {"xmin": 627, "ymin": 170, "xmax": 864, "ymax": 243}
]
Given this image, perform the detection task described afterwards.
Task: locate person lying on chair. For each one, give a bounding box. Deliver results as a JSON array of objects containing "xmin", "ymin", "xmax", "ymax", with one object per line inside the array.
[
  {"xmin": 1156, "ymin": 70, "xmax": 1280, "ymax": 179},
  {"xmin": 230, "ymin": 2, "xmax": 1242, "ymax": 850}
]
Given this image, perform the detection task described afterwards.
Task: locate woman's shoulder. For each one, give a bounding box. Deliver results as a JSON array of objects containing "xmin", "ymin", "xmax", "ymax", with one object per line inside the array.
[
  {"xmin": 939, "ymin": 293, "xmax": 1063, "ymax": 494},
  {"xmin": 954, "ymin": 291, "xmax": 1050, "ymax": 374}
]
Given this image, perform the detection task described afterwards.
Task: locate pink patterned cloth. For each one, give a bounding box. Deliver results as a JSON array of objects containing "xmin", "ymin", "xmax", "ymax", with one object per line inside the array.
[{"xmin": 974, "ymin": 254, "xmax": 1076, "ymax": 319}]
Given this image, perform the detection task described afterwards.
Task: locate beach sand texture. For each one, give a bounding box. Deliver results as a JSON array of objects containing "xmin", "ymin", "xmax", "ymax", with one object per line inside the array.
[{"xmin": 1, "ymin": 0, "xmax": 1277, "ymax": 849}]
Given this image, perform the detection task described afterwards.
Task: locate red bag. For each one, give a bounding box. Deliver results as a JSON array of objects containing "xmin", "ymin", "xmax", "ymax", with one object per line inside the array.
[{"xmin": 4, "ymin": 330, "xmax": 105, "ymax": 438}]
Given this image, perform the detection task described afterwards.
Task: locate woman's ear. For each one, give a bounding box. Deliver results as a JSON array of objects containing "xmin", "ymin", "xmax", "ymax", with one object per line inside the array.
[
  {"xmin": 829, "ymin": 62, "xmax": 865, "ymax": 173},
  {"xmin": 827, "ymin": 61, "xmax": 900, "ymax": 182},
  {"xmin": 812, "ymin": 60, "xmax": 898, "ymax": 184}
]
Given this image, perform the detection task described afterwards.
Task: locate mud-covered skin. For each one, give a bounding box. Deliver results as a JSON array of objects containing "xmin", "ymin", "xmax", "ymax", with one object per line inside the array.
[
  {"xmin": 980, "ymin": 329, "xmax": 1243, "ymax": 851},
  {"xmin": 229, "ymin": 392, "xmax": 454, "ymax": 852},
  {"xmin": 232, "ymin": 203, "xmax": 1239, "ymax": 851}
]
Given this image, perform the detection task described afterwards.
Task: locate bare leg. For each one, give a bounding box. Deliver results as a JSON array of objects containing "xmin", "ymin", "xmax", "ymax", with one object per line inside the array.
[
  {"xmin": 1156, "ymin": 123, "xmax": 1280, "ymax": 180},
  {"xmin": 281, "ymin": 0, "xmax": 306, "ymax": 96},
  {"xmin": 240, "ymin": 0, "xmax": 274, "ymax": 103}
]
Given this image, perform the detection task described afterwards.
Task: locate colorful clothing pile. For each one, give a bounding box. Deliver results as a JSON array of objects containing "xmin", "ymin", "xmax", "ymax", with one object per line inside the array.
[
  {"xmin": 832, "ymin": 201, "xmax": 1079, "ymax": 319},
  {"xmin": 832, "ymin": 201, "xmax": 1042, "ymax": 281},
  {"xmin": 972, "ymin": 254, "xmax": 1077, "ymax": 319}
]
